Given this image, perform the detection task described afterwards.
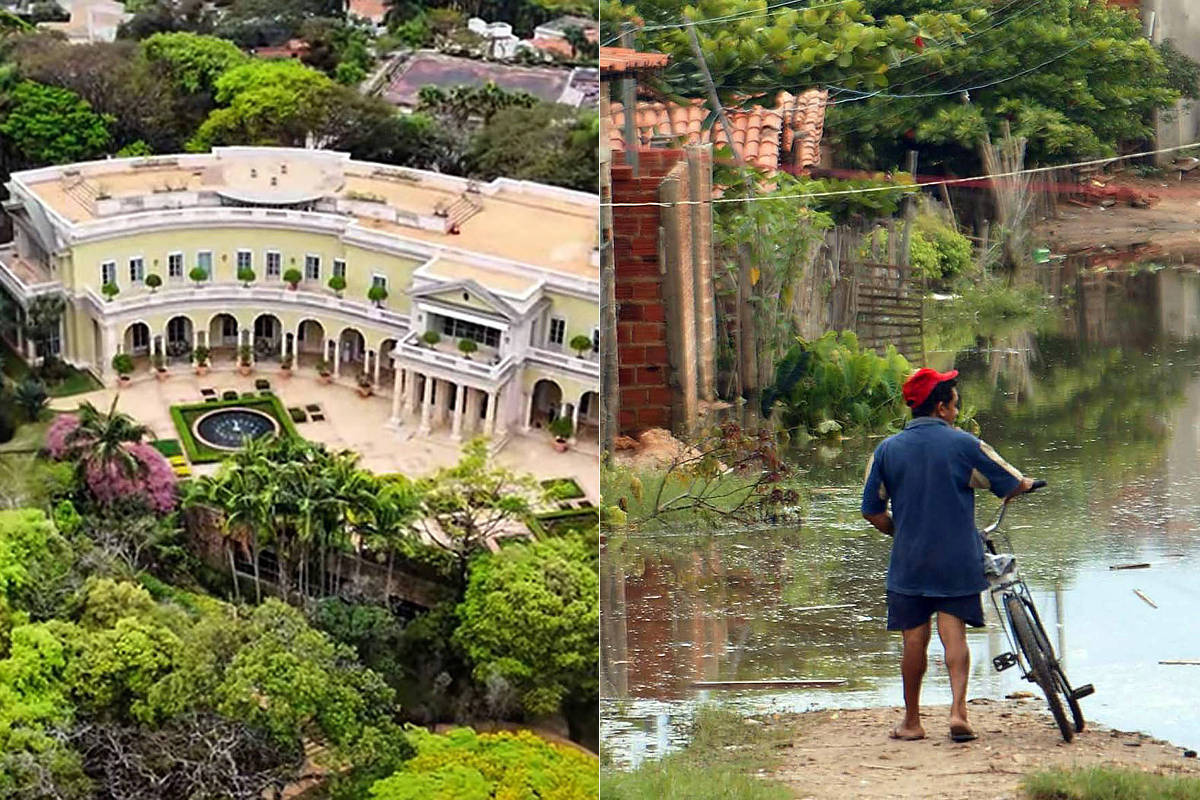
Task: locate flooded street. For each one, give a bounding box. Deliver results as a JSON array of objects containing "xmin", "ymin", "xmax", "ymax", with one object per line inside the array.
[{"xmin": 601, "ymin": 266, "xmax": 1200, "ymax": 766}]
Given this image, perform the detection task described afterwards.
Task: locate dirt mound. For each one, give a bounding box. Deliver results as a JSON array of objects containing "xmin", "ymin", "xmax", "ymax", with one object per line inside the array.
[
  {"xmin": 612, "ymin": 427, "xmax": 707, "ymax": 470},
  {"xmin": 769, "ymin": 700, "xmax": 1200, "ymax": 800}
]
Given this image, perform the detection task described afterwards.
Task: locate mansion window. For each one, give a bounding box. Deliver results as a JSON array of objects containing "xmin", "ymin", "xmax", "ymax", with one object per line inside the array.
[
  {"xmin": 548, "ymin": 317, "xmax": 565, "ymax": 347},
  {"xmin": 101, "ymin": 261, "xmax": 116, "ymax": 287},
  {"xmin": 305, "ymin": 254, "xmax": 320, "ymax": 281},
  {"xmin": 440, "ymin": 316, "xmax": 500, "ymax": 348},
  {"xmin": 237, "ymin": 250, "xmax": 252, "ymax": 272},
  {"xmin": 167, "ymin": 252, "xmax": 183, "ymax": 278},
  {"xmin": 129, "ymin": 257, "xmax": 144, "ymax": 283},
  {"xmin": 372, "ymin": 274, "xmax": 387, "ymax": 290},
  {"xmin": 266, "ymin": 251, "xmax": 281, "ymax": 278},
  {"xmin": 197, "ymin": 251, "xmax": 213, "ymax": 277},
  {"xmin": 333, "ymin": 259, "xmax": 346, "ymax": 279}
]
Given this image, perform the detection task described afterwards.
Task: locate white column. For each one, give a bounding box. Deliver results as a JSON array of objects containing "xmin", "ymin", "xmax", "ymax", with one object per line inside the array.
[
  {"xmin": 410, "ymin": 371, "xmax": 422, "ymax": 416},
  {"xmin": 571, "ymin": 397, "xmax": 582, "ymax": 444},
  {"xmin": 372, "ymin": 349, "xmax": 381, "ymax": 387},
  {"xmin": 103, "ymin": 325, "xmax": 118, "ymax": 378},
  {"xmin": 333, "ymin": 338, "xmax": 341, "ymax": 378},
  {"xmin": 523, "ymin": 391, "xmax": 534, "ymax": 433},
  {"xmin": 390, "ymin": 368, "xmax": 403, "ymax": 423},
  {"xmin": 418, "ymin": 373, "xmax": 434, "ymax": 434},
  {"xmin": 493, "ymin": 384, "xmax": 508, "ymax": 439},
  {"xmin": 485, "ymin": 390, "xmax": 498, "ymax": 438},
  {"xmin": 192, "ymin": 328, "xmax": 199, "ymax": 362},
  {"xmin": 279, "ymin": 328, "xmax": 286, "ymax": 359},
  {"xmin": 451, "ymin": 383, "xmax": 465, "ymax": 441}
]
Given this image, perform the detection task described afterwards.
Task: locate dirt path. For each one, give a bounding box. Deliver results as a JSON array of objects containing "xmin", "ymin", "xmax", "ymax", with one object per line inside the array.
[{"xmin": 766, "ymin": 698, "xmax": 1200, "ymax": 800}]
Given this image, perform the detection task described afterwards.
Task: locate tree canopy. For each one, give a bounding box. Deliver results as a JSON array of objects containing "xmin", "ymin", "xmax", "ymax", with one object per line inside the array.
[{"xmin": 0, "ymin": 80, "xmax": 113, "ymax": 167}]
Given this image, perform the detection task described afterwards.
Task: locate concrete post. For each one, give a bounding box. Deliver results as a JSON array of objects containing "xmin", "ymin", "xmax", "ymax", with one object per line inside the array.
[
  {"xmin": 687, "ymin": 144, "xmax": 716, "ymax": 402},
  {"xmin": 333, "ymin": 337, "xmax": 341, "ymax": 378},
  {"xmin": 523, "ymin": 390, "xmax": 534, "ymax": 432},
  {"xmin": 485, "ymin": 390, "xmax": 498, "ymax": 438},
  {"xmin": 659, "ymin": 166, "xmax": 698, "ymax": 433},
  {"xmin": 372, "ymin": 349, "xmax": 381, "ymax": 387},
  {"xmin": 571, "ymin": 398, "xmax": 582, "ymax": 445}
]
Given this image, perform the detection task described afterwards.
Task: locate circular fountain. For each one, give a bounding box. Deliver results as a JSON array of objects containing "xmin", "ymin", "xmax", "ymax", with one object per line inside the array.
[{"xmin": 192, "ymin": 407, "xmax": 280, "ymax": 451}]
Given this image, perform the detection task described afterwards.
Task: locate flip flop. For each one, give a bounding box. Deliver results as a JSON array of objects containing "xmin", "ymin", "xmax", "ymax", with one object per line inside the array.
[
  {"xmin": 949, "ymin": 725, "xmax": 977, "ymax": 743},
  {"xmin": 889, "ymin": 726, "xmax": 925, "ymax": 741}
]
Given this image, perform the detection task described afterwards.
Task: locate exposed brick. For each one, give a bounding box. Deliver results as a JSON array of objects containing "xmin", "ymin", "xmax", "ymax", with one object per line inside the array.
[
  {"xmin": 637, "ymin": 406, "xmax": 670, "ymax": 427},
  {"xmin": 636, "ymin": 366, "xmax": 664, "ymax": 385},
  {"xmin": 618, "ymin": 366, "xmax": 635, "ymax": 386},
  {"xmin": 630, "ymin": 281, "xmax": 662, "ymax": 301},
  {"xmin": 618, "ymin": 304, "xmax": 642, "ymax": 322},
  {"xmin": 615, "ymin": 281, "xmax": 634, "ymax": 300},
  {"xmin": 617, "ymin": 325, "xmax": 633, "ymax": 345},
  {"xmin": 644, "ymin": 344, "xmax": 668, "ymax": 364},
  {"xmin": 621, "ymin": 388, "xmax": 649, "ymax": 405},
  {"xmin": 631, "ymin": 322, "xmax": 665, "ymax": 344},
  {"xmin": 646, "ymin": 386, "xmax": 673, "ymax": 406},
  {"xmin": 640, "ymin": 304, "xmax": 666, "ymax": 323},
  {"xmin": 619, "ymin": 408, "xmax": 636, "ymax": 428}
]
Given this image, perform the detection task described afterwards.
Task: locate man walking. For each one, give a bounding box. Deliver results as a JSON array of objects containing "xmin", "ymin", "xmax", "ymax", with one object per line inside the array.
[{"xmin": 861, "ymin": 368, "xmax": 1034, "ymax": 742}]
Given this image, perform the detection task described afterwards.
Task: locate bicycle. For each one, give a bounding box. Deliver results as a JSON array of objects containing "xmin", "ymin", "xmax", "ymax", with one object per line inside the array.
[{"xmin": 980, "ymin": 480, "xmax": 1095, "ymax": 743}]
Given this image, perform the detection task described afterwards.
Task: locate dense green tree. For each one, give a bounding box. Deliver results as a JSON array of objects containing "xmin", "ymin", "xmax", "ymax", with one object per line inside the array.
[
  {"xmin": 118, "ymin": 0, "xmax": 215, "ymax": 41},
  {"xmin": 453, "ymin": 537, "xmax": 598, "ymax": 718},
  {"xmin": 0, "ymin": 508, "xmax": 77, "ymax": 617},
  {"xmin": 12, "ymin": 378, "xmax": 46, "ymax": 422},
  {"xmin": 829, "ymin": 0, "xmax": 1182, "ymax": 171},
  {"xmin": 416, "ymin": 82, "xmax": 538, "ymax": 129},
  {"xmin": 368, "ymin": 727, "xmax": 598, "ymax": 800},
  {"xmin": 0, "ymin": 80, "xmax": 112, "ymax": 167},
  {"xmin": 470, "ymin": 104, "xmax": 598, "ymax": 192},
  {"xmin": 139, "ymin": 31, "xmax": 248, "ymax": 94},
  {"xmin": 417, "ymin": 438, "xmax": 547, "ymax": 589}
]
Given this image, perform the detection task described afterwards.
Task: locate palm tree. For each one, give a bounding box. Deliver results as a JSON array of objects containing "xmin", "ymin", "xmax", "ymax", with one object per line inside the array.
[
  {"xmin": 360, "ymin": 478, "xmax": 423, "ymax": 598},
  {"xmin": 66, "ymin": 396, "xmax": 151, "ymax": 477}
]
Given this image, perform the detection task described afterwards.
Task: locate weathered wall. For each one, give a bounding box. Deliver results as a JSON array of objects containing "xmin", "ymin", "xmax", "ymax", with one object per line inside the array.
[{"xmin": 1142, "ymin": 1, "xmax": 1200, "ymax": 163}]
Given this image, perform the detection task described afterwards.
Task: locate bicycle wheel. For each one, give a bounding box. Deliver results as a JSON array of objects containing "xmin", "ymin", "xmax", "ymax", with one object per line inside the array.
[
  {"xmin": 1004, "ymin": 593, "xmax": 1073, "ymax": 742},
  {"xmin": 1022, "ymin": 596, "xmax": 1086, "ymax": 734}
]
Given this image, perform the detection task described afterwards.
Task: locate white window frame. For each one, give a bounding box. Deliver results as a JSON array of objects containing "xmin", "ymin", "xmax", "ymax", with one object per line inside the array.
[
  {"xmin": 167, "ymin": 251, "xmax": 183, "ymax": 279},
  {"xmin": 371, "ymin": 273, "xmax": 387, "ymax": 290},
  {"xmin": 236, "ymin": 249, "xmax": 253, "ymax": 272},
  {"xmin": 265, "ymin": 250, "xmax": 282, "ymax": 278},
  {"xmin": 128, "ymin": 256, "xmax": 144, "ymax": 284},
  {"xmin": 304, "ymin": 254, "xmax": 320, "ymax": 281},
  {"xmin": 333, "ymin": 258, "xmax": 346, "ymax": 279},
  {"xmin": 548, "ymin": 317, "xmax": 566, "ymax": 347},
  {"xmin": 101, "ymin": 260, "xmax": 116, "ymax": 287},
  {"xmin": 196, "ymin": 250, "xmax": 213, "ymax": 278}
]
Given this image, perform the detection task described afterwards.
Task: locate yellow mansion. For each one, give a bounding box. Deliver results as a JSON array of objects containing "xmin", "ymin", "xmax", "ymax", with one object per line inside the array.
[{"xmin": 0, "ymin": 147, "xmax": 600, "ymax": 447}]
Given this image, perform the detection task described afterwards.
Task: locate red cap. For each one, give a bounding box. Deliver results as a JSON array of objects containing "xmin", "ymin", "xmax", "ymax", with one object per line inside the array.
[{"xmin": 902, "ymin": 367, "xmax": 959, "ymax": 408}]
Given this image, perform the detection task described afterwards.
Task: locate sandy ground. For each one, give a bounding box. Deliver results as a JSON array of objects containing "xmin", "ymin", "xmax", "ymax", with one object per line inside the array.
[
  {"xmin": 1034, "ymin": 175, "xmax": 1200, "ymax": 260},
  {"xmin": 767, "ymin": 699, "xmax": 1200, "ymax": 800}
]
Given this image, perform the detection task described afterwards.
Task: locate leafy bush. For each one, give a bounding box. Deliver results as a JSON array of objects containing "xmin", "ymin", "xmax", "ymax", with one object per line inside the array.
[
  {"xmin": 49, "ymin": 414, "xmax": 177, "ymax": 512},
  {"xmin": 328, "ymin": 275, "xmax": 346, "ymax": 295},
  {"xmin": 421, "ymin": 331, "xmax": 440, "ymax": 346},
  {"xmin": 367, "ymin": 285, "xmax": 388, "ymax": 306},
  {"xmin": 761, "ymin": 331, "xmax": 911, "ymax": 434},
  {"xmin": 237, "ymin": 267, "xmax": 255, "ymax": 286},
  {"xmin": 283, "ymin": 268, "xmax": 302, "ymax": 287},
  {"xmin": 861, "ymin": 215, "xmax": 972, "ymax": 281},
  {"xmin": 369, "ymin": 727, "xmax": 598, "ymax": 800},
  {"xmin": 13, "ymin": 378, "xmax": 48, "ymax": 422},
  {"xmin": 188, "ymin": 266, "xmax": 207, "ymax": 284},
  {"xmin": 111, "ymin": 353, "xmax": 134, "ymax": 375},
  {"xmin": 548, "ymin": 417, "xmax": 573, "ymax": 440},
  {"xmin": 456, "ymin": 338, "xmax": 477, "ymax": 357},
  {"xmin": 144, "ymin": 273, "xmax": 162, "ymax": 291}
]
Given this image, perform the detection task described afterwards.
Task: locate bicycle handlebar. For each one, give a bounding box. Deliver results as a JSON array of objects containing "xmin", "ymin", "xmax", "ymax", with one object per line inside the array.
[{"xmin": 980, "ymin": 479, "xmax": 1047, "ymax": 536}]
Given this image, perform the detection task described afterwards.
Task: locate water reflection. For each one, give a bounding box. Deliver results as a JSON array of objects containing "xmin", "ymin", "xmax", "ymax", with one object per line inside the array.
[{"xmin": 602, "ymin": 266, "xmax": 1200, "ymax": 766}]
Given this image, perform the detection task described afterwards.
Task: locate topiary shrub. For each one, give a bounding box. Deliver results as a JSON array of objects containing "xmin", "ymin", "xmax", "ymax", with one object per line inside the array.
[
  {"xmin": 237, "ymin": 267, "xmax": 255, "ymax": 286},
  {"xmin": 283, "ymin": 268, "xmax": 302, "ymax": 288}
]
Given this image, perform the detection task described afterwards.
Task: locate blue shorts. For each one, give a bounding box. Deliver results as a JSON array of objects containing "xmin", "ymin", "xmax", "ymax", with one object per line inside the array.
[{"xmin": 886, "ymin": 591, "xmax": 985, "ymax": 631}]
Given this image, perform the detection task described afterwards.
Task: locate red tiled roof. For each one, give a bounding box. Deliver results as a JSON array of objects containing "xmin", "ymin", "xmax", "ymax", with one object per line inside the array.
[
  {"xmin": 599, "ymin": 46, "xmax": 669, "ymax": 76},
  {"xmin": 530, "ymin": 37, "xmax": 574, "ymax": 57},
  {"xmin": 348, "ymin": 0, "xmax": 387, "ymax": 23},
  {"xmin": 609, "ymin": 89, "xmax": 828, "ymax": 172}
]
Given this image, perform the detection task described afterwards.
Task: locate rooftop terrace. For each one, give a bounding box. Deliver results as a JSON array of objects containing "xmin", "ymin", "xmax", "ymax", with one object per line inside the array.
[{"xmin": 12, "ymin": 148, "xmax": 598, "ymax": 281}]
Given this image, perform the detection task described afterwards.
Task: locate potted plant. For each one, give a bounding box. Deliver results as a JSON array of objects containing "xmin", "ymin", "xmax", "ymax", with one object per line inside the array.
[
  {"xmin": 421, "ymin": 330, "xmax": 441, "ymax": 348},
  {"xmin": 189, "ymin": 266, "xmax": 207, "ymax": 286},
  {"xmin": 327, "ymin": 274, "xmax": 346, "ymax": 297},
  {"xmin": 111, "ymin": 353, "xmax": 134, "ymax": 386},
  {"xmin": 152, "ymin": 352, "xmax": 168, "ymax": 381},
  {"xmin": 237, "ymin": 267, "xmax": 255, "ymax": 287},
  {"xmin": 548, "ymin": 416, "xmax": 573, "ymax": 452},
  {"xmin": 102, "ymin": 282, "xmax": 119, "ymax": 302},
  {"xmin": 457, "ymin": 337, "xmax": 477, "ymax": 359},
  {"xmin": 569, "ymin": 334, "xmax": 593, "ymax": 359},
  {"xmin": 193, "ymin": 345, "xmax": 210, "ymax": 376},
  {"xmin": 280, "ymin": 353, "xmax": 293, "ymax": 377},
  {"xmin": 367, "ymin": 285, "xmax": 388, "ymax": 308},
  {"xmin": 283, "ymin": 268, "xmax": 302, "ymax": 290},
  {"xmin": 238, "ymin": 344, "xmax": 253, "ymax": 376},
  {"xmin": 356, "ymin": 372, "xmax": 373, "ymax": 397},
  {"xmin": 317, "ymin": 358, "xmax": 332, "ymax": 384},
  {"xmin": 145, "ymin": 273, "xmax": 162, "ymax": 293}
]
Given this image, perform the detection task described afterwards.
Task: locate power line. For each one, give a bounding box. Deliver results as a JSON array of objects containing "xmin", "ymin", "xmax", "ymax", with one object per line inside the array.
[{"xmin": 602, "ymin": 140, "xmax": 1200, "ymax": 208}]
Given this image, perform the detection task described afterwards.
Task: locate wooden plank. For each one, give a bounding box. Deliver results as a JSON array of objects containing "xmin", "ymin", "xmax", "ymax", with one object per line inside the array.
[
  {"xmin": 690, "ymin": 679, "xmax": 848, "ymax": 690},
  {"xmin": 1159, "ymin": 660, "xmax": 1200, "ymax": 665},
  {"xmin": 1109, "ymin": 563, "xmax": 1151, "ymax": 570}
]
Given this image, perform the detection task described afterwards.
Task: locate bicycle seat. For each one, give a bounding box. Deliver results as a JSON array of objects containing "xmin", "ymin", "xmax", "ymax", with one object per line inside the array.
[{"xmin": 984, "ymin": 552, "xmax": 1016, "ymax": 579}]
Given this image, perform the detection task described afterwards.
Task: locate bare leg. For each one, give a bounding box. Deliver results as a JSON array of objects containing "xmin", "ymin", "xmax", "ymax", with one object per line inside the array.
[
  {"xmin": 937, "ymin": 611, "xmax": 973, "ymax": 735},
  {"xmin": 895, "ymin": 621, "xmax": 931, "ymax": 738}
]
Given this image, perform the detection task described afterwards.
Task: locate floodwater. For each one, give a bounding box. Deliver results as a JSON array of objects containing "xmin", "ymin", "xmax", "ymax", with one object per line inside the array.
[{"xmin": 601, "ymin": 265, "xmax": 1200, "ymax": 766}]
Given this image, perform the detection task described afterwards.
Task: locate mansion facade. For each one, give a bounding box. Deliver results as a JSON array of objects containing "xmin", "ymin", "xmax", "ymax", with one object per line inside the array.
[{"xmin": 0, "ymin": 147, "xmax": 600, "ymax": 447}]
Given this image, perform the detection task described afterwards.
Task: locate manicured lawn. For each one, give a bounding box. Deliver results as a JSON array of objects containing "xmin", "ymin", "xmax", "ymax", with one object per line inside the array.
[
  {"xmin": 150, "ymin": 438, "xmax": 183, "ymax": 458},
  {"xmin": 169, "ymin": 395, "xmax": 301, "ymax": 464},
  {"xmin": 1024, "ymin": 767, "xmax": 1200, "ymax": 800},
  {"xmin": 0, "ymin": 338, "xmax": 101, "ymax": 397}
]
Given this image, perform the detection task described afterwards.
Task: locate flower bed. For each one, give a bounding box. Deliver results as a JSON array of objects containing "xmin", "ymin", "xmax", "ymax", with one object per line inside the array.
[{"xmin": 169, "ymin": 395, "xmax": 300, "ymax": 464}]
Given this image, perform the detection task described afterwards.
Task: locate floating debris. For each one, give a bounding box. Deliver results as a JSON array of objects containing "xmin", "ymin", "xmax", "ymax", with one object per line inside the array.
[
  {"xmin": 1110, "ymin": 562, "xmax": 1151, "ymax": 570},
  {"xmin": 1134, "ymin": 589, "xmax": 1158, "ymax": 609},
  {"xmin": 690, "ymin": 679, "xmax": 847, "ymax": 690}
]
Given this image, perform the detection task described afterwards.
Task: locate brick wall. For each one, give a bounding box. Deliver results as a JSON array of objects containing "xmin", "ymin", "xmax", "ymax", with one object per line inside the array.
[{"xmin": 612, "ymin": 149, "xmax": 682, "ymax": 431}]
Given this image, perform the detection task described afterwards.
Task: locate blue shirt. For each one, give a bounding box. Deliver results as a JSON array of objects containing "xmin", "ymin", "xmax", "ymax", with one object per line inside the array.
[{"xmin": 861, "ymin": 417, "xmax": 1024, "ymax": 597}]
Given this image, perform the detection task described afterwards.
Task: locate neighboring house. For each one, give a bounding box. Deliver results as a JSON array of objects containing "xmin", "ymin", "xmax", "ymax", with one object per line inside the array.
[
  {"xmin": 37, "ymin": 0, "xmax": 130, "ymax": 43},
  {"xmin": 346, "ymin": 0, "xmax": 387, "ymax": 30},
  {"xmin": 0, "ymin": 147, "xmax": 601, "ymax": 448},
  {"xmin": 250, "ymin": 38, "xmax": 309, "ymax": 60},
  {"xmin": 534, "ymin": 15, "xmax": 599, "ymax": 44},
  {"xmin": 466, "ymin": 17, "xmax": 522, "ymax": 60},
  {"xmin": 608, "ymin": 89, "xmax": 829, "ymax": 174}
]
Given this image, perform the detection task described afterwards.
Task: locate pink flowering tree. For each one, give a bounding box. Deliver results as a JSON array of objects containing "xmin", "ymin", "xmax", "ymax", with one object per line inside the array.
[{"xmin": 44, "ymin": 402, "xmax": 175, "ymax": 513}]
